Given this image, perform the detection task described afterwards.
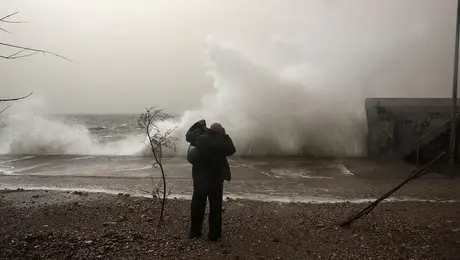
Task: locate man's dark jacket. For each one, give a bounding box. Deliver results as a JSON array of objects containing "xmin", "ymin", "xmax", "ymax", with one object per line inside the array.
[{"xmin": 186, "ymin": 123, "xmax": 235, "ymax": 182}]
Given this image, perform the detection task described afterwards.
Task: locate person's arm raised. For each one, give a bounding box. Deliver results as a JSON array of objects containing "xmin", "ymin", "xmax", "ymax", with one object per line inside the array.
[{"xmin": 185, "ymin": 120, "xmax": 206, "ymax": 143}]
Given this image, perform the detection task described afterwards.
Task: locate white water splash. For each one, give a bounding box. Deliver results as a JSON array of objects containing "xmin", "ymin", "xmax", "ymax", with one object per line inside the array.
[{"xmin": 1, "ymin": 1, "xmax": 449, "ymax": 157}]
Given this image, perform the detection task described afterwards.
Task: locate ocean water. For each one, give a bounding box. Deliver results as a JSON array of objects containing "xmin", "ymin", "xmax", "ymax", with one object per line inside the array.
[
  {"xmin": 0, "ymin": 113, "xmax": 161, "ymax": 156},
  {"xmin": 0, "ymin": 112, "xmax": 350, "ymax": 179},
  {"xmin": 55, "ymin": 114, "xmax": 142, "ymax": 144},
  {"xmin": 1, "ymin": 113, "xmax": 458, "ymax": 203},
  {"xmin": 0, "ymin": 112, "xmax": 350, "ymax": 199},
  {"xmin": 0, "ymin": 113, "xmax": 182, "ymax": 177}
]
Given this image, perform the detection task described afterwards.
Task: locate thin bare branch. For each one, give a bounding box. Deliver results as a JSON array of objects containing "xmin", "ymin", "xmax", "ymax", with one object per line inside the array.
[
  {"xmin": 0, "ymin": 49, "xmax": 39, "ymax": 60},
  {"xmin": 0, "ymin": 12, "xmax": 19, "ymax": 22},
  {"xmin": 0, "ymin": 105, "xmax": 12, "ymax": 114},
  {"xmin": 0, "ymin": 27, "xmax": 10, "ymax": 33},
  {"xmin": 141, "ymin": 141, "xmax": 150, "ymax": 148},
  {"xmin": 0, "ymin": 12, "xmax": 26, "ymax": 24},
  {"xmin": 0, "ymin": 43, "xmax": 71, "ymax": 61},
  {"xmin": 0, "ymin": 92, "xmax": 33, "ymax": 102},
  {"xmin": 0, "ymin": 52, "xmax": 38, "ymax": 59}
]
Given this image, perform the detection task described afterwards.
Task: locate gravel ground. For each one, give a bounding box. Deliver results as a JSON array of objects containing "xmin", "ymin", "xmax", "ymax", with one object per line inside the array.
[{"xmin": 1, "ymin": 189, "xmax": 460, "ymax": 260}]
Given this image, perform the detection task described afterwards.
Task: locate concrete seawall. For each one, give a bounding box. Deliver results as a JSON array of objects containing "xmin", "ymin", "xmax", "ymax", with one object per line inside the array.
[{"xmin": 365, "ymin": 98, "xmax": 460, "ymax": 159}]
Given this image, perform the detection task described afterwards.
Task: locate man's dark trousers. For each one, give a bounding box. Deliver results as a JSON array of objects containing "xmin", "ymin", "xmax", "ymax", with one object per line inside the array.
[{"xmin": 190, "ymin": 169, "xmax": 224, "ymax": 240}]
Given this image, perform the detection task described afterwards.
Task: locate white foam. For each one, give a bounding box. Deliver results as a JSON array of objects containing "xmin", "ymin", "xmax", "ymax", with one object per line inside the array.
[
  {"xmin": 0, "ymin": 165, "xmax": 14, "ymax": 175},
  {"xmin": 0, "ymin": 156, "xmax": 38, "ymax": 164},
  {"xmin": 9, "ymin": 163, "xmax": 50, "ymax": 174},
  {"xmin": 332, "ymin": 163, "xmax": 355, "ymax": 176},
  {"xmin": 2, "ymin": 185, "xmax": 459, "ymax": 204}
]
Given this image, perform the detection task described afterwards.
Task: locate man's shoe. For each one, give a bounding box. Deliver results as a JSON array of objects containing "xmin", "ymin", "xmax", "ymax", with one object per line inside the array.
[
  {"xmin": 208, "ymin": 236, "xmax": 219, "ymax": 242},
  {"xmin": 207, "ymin": 234, "xmax": 221, "ymax": 242},
  {"xmin": 188, "ymin": 231, "xmax": 202, "ymax": 239}
]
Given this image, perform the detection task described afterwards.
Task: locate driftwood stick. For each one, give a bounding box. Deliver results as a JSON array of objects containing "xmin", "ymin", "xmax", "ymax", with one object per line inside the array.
[{"xmin": 339, "ymin": 152, "xmax": 445, "ymax": 227}]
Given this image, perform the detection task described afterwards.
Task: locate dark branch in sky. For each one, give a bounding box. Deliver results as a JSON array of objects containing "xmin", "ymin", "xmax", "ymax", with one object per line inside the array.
[
  {"xmin": 0, "ymin": 92, "xmax": 33, "ymax": 102},
  {"xmin": 0, "ymin": 43, "xmax": 71, "ymax": 61},
  {"xmin": 0, "ymin": 49, "xmax": 39, "ymax": 59},
  {"xmin": 0, "ymin": 27, "xmax": 10, "ymax": 33},
  {"xmin": 0, "ymin": 105, "xmax": 12, "ymax": 114},
  {"xmin": 0, "ymin": 11, "xmax": 26, "ymax": 24}
]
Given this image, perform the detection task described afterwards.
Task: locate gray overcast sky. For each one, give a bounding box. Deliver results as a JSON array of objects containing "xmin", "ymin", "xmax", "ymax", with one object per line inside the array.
[
  {"xmin": 1, "ymin": 0, "xmax": 278, "ymax": 114},
  {"xmin": 0, "ymin": 0, "xmax": 458, "ymax": 114}
]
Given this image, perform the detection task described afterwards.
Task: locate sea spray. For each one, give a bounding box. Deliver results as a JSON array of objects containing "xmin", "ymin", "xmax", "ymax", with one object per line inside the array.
[
  {"xmin": 0, "ymin": 0, "xmax": 450, "ymax": 157},
  {"xmin": 0, "ymin": 100, "xmax": 146, "ymax": 155},
  {"xmin": 157, "ymin": 7, "xmax": 428, "ymax": 157}
]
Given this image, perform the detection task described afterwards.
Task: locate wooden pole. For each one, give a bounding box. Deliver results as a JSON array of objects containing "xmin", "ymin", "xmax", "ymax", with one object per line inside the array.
[{"xmin": 449, "ymin": 0, "xmax": 460, "ymax": 165}]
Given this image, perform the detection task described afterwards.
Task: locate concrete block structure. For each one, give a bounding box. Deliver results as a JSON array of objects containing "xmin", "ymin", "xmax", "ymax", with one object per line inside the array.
[{"xmin": 365, "ymin": 98, "xmax": 460, "ymax": 162}]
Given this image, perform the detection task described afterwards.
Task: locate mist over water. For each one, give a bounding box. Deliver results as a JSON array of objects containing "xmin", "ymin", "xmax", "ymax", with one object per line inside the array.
[
  {"xmin": 0, "ymin": 102, "xmax": 145, "ymax": 156},
  {"xmin": 0, "ymin": 0, "xmax": 455, "ymax": 157}
]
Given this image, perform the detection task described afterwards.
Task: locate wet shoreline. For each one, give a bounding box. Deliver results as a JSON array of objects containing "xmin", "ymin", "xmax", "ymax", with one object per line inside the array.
[{"xmin": 2, "ymin": 156, "xmax": 460, "ymax": 204}]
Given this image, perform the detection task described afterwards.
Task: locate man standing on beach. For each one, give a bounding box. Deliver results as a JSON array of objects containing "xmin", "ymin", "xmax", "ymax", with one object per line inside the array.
[{"xmin": 186, "ymin": 121, "xmax": 236, "ymax": 241}]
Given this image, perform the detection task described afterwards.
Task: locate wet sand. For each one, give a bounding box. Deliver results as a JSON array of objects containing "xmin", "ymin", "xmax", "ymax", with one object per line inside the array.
[{"xmin": 2, "ymin": 190, "xmax": 460, "ymax": 260}]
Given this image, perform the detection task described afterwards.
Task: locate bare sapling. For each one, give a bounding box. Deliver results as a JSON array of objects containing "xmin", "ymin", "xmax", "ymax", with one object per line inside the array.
[{"xmin": 138, "ymin": 107, "xmax": 178, "ymax": 224}]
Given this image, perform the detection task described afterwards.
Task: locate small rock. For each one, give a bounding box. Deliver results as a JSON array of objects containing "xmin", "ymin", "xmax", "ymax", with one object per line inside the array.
[
  {"xmin": 31, "ymin": 195, "xmax": 40, "ymax": 198},
  {"xmin": 272, "ymin": 237, "xmax": 281, "ymax": 243},
  {"xmin": 124, "ymin": 194, "xmax": 130, "ymax": 197},
  {"xmin": 84, "ymin": 240, "xmax": 93, "ymax": 245},
  {"xmin": 103, "ymin": 222, "xmax": 118, "ymax": 226},
  {"xmin": 118, "ymin": 193, "xmax": 124, "ymax": 196},
  {"xmin": 316, "ymin": 223, "xmax": 325, "ymax": 228}
]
